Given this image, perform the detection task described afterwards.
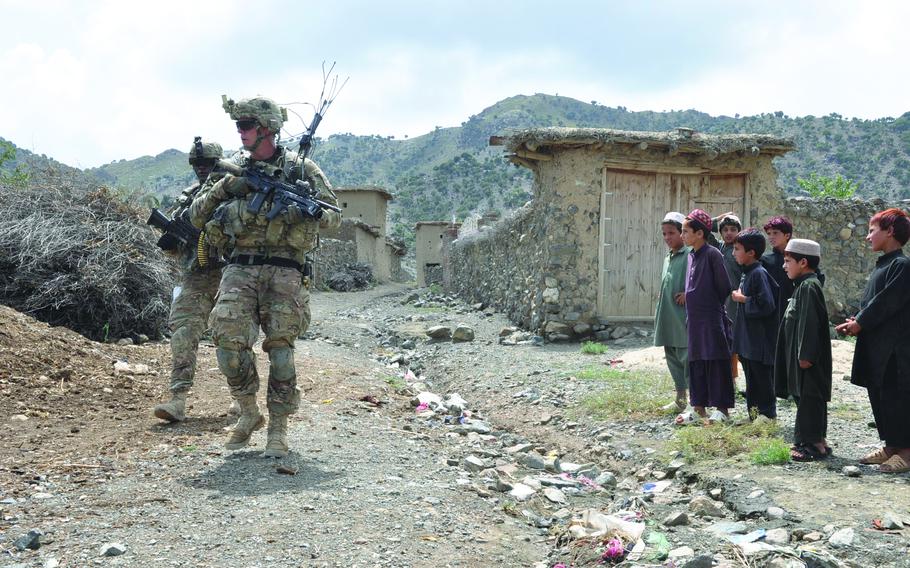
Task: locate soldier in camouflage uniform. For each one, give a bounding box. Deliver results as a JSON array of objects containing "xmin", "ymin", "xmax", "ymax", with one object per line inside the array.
[
  {"xmin": 153, "ymin": 138, "xmax": 228, "ymax": 423},
  {"xmin": 190, "ymin": 95, "xmax": 341, "ymax": 457}
]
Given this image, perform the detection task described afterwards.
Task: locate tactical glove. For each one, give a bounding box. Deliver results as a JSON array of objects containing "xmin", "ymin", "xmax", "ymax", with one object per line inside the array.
[{"xmin": 213, "ymin": 174, "xmax": 250, "ymax": 200}]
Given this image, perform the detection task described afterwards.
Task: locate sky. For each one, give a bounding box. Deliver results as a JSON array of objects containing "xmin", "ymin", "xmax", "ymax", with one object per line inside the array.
[{"xmin": 1, "ymin": 0, "xmax": 908, "ymax": 168}]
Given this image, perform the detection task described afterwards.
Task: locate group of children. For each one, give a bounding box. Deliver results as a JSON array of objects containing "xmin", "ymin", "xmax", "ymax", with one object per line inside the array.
[{"xmin": 653, "ymin": 207, "xmax": 910, "ymax": 472}]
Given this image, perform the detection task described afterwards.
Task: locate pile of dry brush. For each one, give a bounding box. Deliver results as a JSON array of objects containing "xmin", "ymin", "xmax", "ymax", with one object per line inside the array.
[{"xmin": 0, "ymin": 176, "xmax": 177, "ymax": 342}]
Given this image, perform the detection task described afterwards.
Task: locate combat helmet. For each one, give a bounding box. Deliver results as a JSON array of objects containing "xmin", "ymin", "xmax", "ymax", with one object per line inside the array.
[
  {"xmin": 188, "ymin": 137, "xmax": 223, "ymax": 164},
  {"xmin": 222, "ymin": 95, "xmax": 288, "ymax": 132}
]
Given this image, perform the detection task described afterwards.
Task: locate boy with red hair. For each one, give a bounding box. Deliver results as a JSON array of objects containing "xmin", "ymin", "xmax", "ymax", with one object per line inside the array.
[{"xmin": 836, "ymin": 208, "xmax": 910, "ymax": 473}]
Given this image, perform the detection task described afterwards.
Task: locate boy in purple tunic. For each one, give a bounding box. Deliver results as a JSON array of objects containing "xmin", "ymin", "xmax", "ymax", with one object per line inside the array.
[{"xmin": 676, "ymin": 209, "xmax": 735, "ymax": 425}]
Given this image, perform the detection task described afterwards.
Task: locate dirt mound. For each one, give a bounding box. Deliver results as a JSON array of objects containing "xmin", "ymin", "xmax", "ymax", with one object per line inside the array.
[{"xmin": 0, "ymin": 304, "xmax": 173, "ymax": 493}]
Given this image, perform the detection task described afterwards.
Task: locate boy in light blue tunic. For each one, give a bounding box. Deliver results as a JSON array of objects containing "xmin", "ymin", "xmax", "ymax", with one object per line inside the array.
[{"xmin": 653, "ymin": 212, "xmax": 691, "ymax": 412}]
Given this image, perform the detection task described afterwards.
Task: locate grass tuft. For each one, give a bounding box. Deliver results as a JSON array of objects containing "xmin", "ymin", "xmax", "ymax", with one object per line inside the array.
[
  {"xmin": 672, "ymin": 418, "xmax": 787, "ymax": 463},
  {"xmin": 383, "ymin": 375, "xmax": 407, "ymax": 391},
  {"xmin": 580, "ymin": 341, "xmax": 608, "ymax": 355},
  {"xmin": 576, "ymin": 367, "xmax": 673, "ymax": 420},
  {"xmin": 750, "ymin": 438, "xmax": 791, "ymax": 465}
]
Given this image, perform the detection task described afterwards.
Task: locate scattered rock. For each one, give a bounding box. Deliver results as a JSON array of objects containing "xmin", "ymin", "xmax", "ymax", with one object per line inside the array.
[
  {"xmin": 766, "ymin": 506, "xmax": 786, "ymax": 520},
  {"xmin": 452, "ymin": 325, "xmax": 475, "ymax": 342},
  {"xmin": 764, "ymin": 528, "xmax": 790, "ymax": 545},
  {"xmin": 99, "ymin": 542, "xmax": 126, "ymax": 557},
  {"xmin": 881, "ymin": 512, "xmax": 904, "ymax": 529},
  {"xmin": 842, "ymin": 465, "xmax": 861, "ymax": 478},
  {"xmin": 594, "ymin": 471, "xmax": 617, "ymax": 488},
  {"xmin": 455, "ymin": 420, "xmax": 491, "ymax": 435},
  {"xmin": 14, "ymin": 529, "xmax": 42, "ymax": 551},
  {"xmin": 663, "ymin": 511, "xmax": 689, "ymax": 527},
  {"xmin": 10, "ymin": 414, "xmax": 28, "ymax": 422},
  {"xmin": 444, "ymin": 394, "xmax": 468, "ymax": 415},
  {"xmin": 801, "ymin": 530, "xmax": 824, "ymax": 542},
  {"xmin": 519, "ymin": 452, "xmax": 547, "ymax": 470},
  {"xmin": 683, "ymin": 554, "xmax": 715, "ymax": 568},
  {"xmin": 509, "ymin": 484, "xmax": 536, "ymax": 502},
  {"xmin": 542, "ymin": 487, "xmax": 567, "ymax": 505},
  {"xmin": 426, "ymin": 326, "xmax": 451, "ymax": 339},
  {"xmin": 827, "ymin": 527, "xmax": 854, "ymax": 547},
  {"xmin": 668, "ymin": 546, "xmax": 695, "ymax": 560},
  {"xmin": 689, "ymin": 495, "xmax": 726, "ymax": 518},
  {"xmin": 462, "ymin": 455, "xmax": 489, "ymax": 473}
]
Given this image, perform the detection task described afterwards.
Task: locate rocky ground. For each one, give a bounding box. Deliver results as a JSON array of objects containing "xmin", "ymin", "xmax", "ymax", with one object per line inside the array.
[{"xmin": 1, "ymin": 284, "xmax": 909, "ymax": 567}]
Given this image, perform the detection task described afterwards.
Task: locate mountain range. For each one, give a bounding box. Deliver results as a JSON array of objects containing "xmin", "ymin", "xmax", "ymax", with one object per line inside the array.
[{"xmin": 4, "ymin": 94, "xmax": 910, "ymax": 247}]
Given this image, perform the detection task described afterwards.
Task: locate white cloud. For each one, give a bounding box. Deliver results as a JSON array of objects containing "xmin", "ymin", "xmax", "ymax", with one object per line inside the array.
[{"xmin": 1, "ymin": 1, "xmax": 908, "ymax": 168}]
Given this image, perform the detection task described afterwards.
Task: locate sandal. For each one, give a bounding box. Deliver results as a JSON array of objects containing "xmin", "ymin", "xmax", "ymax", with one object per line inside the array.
[
  {"xmin": 859, "ymin": 447, "xmax": 892, "ymax": 465},
  {"xmin": 879, "ymin": 454, "xmax": 910, "ymax": 474},
  {"xmin": 791, "ymin": 443, "xmax": 829, "ymax": 462},
  {"xmin": 675, "ymin": 411, "xmax": 700, "ymax": 426},
  {"xmin": 707, "ymin": 409, "xmax": 729, "ymax": 424}
]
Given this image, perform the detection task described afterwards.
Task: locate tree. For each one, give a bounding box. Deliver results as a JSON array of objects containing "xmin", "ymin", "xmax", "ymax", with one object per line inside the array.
[
  {"xmin": 797, "ymin": 173, "xmax": 859, "ymax": 199},
  {"xmin": 0, "ymin": 140, "xmax": 30, "ymax": 187}
]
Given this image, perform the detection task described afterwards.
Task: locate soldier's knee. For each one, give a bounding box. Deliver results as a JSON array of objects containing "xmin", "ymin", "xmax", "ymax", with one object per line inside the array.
[
  {"xmin": 216, "ymin": 342, "xmax": 254, "ymax": 381},
  {"xmin": 269, "ymin": 346, "xmax": 296, "ymax": 383}
]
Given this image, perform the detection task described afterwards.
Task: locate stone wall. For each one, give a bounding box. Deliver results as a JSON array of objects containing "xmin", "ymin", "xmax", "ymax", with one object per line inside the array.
[
  {"xmin": 313, "ymin": 238, "xmax": 357, "ymax": 289},
  {"xmin": 447, "ymin": 203, "xmax": 547, "ymax": 329},
  {"xmin": 781, "ymin": 196, "xmax": 903, "ymax": 319}
]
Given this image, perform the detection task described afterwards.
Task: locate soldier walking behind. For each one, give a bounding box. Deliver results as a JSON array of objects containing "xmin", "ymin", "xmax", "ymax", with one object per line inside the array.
[{"xmin": 153, "ymin": 138, "xmax": 230, "ymax": 422}]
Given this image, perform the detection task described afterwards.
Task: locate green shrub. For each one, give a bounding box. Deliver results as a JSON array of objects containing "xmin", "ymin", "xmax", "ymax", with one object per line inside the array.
[
  {"xmin": 797, "ymin": 173, "xmax": 858, "ymax": 199},
  {"xmin": 750, "ymin": 438, "xmax": 791, "ymax": 465},
  {"xmin": 580, "ymin": 341, "xmax": 608, "ymax": 355}
]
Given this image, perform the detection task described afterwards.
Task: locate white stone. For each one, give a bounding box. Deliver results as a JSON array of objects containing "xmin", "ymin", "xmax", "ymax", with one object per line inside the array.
[
  {"xmin": 509, "ymin": 483, "xmax": 536, "ymax": 501},
  {"xmin": 766, "ymin": 506, "xmax": 786, "ymax": 519},
  {"xmin": 764, "ymin": 528, "xmax": 790, "ymax": 545},
  {"xmin": 542, "ymin": 287, "xmax": 559, "ymax": 304},
  {"xmin": 828, "ymin": 527, "xmax": 855, "ymax": 547},
  {"xmin": 542, "ymin": 487, "xmax": 567, "ymax": 504},
  {"xmin": 668, "ymin": 546, "xmax": 695, "ymax": 559}
]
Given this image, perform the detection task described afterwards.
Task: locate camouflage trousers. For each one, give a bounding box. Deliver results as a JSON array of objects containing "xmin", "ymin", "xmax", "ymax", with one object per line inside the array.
[
  {"xmin": 299, "ymin": 284, "xmax": 311, "ymax": 337},
  {"xmin": 210, "ymin": 264, "xmax": 304, "ymax": 415},
  {"xmin": 168, "ymin": 267, "xmax": 222, "ymax": 393}
]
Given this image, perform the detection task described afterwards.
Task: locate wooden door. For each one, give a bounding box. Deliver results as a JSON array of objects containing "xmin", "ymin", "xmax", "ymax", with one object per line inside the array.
[
  {"xmin": 598, "ymin": 170, "xmax": 671, "ymax": 321},
  {"xmin": 597, "ymin": 170, "xmax": 748, "ymax": 321}
]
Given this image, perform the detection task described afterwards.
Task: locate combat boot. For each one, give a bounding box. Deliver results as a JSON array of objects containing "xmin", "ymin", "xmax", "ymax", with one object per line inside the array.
[
  {"xmin": 153, "ymin": 392, "xmax": 187, "ymax": 422},
  {"xmin": 225, "ymin": 395, "xmax": 265, "ymax": 450},
  {"xmin": 261, "ymin": 412, "xmax": 289, "ymax": 458}
]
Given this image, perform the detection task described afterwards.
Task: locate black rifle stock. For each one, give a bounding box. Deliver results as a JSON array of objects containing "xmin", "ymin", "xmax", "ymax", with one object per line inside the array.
[{"xmin": 147, "ymin": 208, "xmax": 200, "ymax": 251}]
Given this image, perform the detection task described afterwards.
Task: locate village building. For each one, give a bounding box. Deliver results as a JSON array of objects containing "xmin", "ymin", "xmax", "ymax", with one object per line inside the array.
[
  {"xmin": 446, "ymin": 127, "xmax": 798, "ymax": 339},
  {"xmin": 318, "ymin": 186, "xmax": 407, "ymax": 285},
  {"xmin": 415, "ymin": 221, "xmax": 461, "ymax": 287}
]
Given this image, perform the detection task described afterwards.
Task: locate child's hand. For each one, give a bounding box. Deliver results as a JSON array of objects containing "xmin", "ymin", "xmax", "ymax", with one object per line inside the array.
[
  {"xmin": 730, "ymin": 289, "xmax": 747, "ymax": 303},
  {"xmin": 674, "ymin": 292, "xmax": 686, "ymax": 305},
  {"xmin": 835, "ymin": 318, "xmax": 861, "ymax": 336},
  {"xmin": 799, "ymin": 359, "xmax": 813, "ymax": 369}
]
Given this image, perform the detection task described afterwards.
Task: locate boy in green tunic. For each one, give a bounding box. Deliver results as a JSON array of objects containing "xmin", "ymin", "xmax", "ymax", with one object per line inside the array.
[
  {"xmin": 774, "ymin": 239, "xmax": 832, "ymax": 461},
  {"xmin": 654, "ymin": 212, "xmax": 691, "ymax": 412}
]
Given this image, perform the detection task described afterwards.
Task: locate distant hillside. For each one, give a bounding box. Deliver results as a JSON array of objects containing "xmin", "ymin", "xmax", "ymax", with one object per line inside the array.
[
  {"xmin": 9, "ymin": 94, "xmax": 908, "ymax": 247},
  {"xmin": 0, "ymin": 138, "xmax": 102, "ymax": 188}
]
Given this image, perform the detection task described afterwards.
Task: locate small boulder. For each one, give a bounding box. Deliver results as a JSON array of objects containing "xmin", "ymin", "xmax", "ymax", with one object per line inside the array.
[
  {"xmin": 99, "ymin": 542, "xmax": 126, "ymax": 557},
  {"xmin": 452, "ymin": 325, "xmax": 475, "ymax": 342},
  {"xmin": 663, "ymin": 511, "xmax": 689, "ymax": 527},
  {"xmin": 689, "ymin": 495, "xmax": 726, "ymax": 518},
  {"xmin": 426, "ymin": 326, "xmax": 451, "ymax": 339}
]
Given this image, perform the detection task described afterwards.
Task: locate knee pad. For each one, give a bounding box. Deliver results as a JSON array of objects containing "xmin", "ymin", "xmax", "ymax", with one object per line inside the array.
[
  {"xmin": 268, "ymin": 346, "xmax": 296, "ymax": 383},
  {"xmin": 216, "ymin": 344, "xmax": 256, "ymax": 383}
]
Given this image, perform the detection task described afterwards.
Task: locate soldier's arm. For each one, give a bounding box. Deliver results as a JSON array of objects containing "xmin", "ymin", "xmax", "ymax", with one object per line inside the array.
[{"xmin": 304, "ymin": 159, "xmax": 342, "ymax": 230}]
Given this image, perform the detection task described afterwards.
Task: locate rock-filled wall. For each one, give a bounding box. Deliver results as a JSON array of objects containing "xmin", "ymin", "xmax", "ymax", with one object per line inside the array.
[
  {"xmin": 780, "ymin": 196, "xmax": 906, "ymax": 320},
  {"xmin": 313, "ymin": 238, "xmax": 357, "ymax": 289},
  {"xmin": 447, "ymin": 204, "xmax": 547, "ymax": 330}
]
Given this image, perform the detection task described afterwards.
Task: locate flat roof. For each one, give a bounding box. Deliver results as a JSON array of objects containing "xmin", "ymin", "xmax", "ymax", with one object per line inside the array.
[
  {"xmin": 335, "ymin": 186, "xmax": 393, "ymax": 201},
  {"xmin": 490, "ymin": 127, "xmax": 796, "ymax": 162}
]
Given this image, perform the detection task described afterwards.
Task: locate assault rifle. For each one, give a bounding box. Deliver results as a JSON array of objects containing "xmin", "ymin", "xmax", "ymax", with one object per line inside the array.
[
  {"xmin": 147, "ymin": 208, "xmax": 200, "ymax": 251},
  {"xmin": 217, "ymin": 160, "xmax": 341, "ymax": 221}
]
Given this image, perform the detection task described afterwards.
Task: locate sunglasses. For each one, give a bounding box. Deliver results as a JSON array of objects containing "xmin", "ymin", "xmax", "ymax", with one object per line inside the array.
[{"xmin": 235, "ymin": 119, "xmax": 259, "ymax": 131}]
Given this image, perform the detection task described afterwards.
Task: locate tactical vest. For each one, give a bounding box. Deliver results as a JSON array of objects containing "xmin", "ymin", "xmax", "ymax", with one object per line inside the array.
[{"xmin": 203, "ymin": 147, "xmax": 333, "ymax": 264}]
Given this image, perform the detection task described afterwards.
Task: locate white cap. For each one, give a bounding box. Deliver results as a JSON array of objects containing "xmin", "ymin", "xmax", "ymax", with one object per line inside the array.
[
  {"xmin": 662, "ymin": 211, "xmax": 686, "ymax": 225},
  {"xmin": 785, "ymin": 238, "xmax": 821, "ymax": 257}
]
